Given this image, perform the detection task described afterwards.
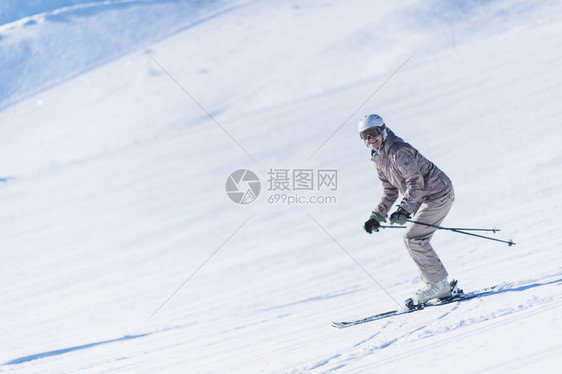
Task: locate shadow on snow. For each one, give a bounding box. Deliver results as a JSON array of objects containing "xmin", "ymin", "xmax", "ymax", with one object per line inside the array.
[{"xmin": 3, "ymin": 333, "xmax": 149, "ymax": 365}]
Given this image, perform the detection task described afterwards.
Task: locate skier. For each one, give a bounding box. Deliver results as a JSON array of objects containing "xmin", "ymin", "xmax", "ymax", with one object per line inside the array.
[{"xmin": 359, "ymin": 114, "xmax": 455, "ymax": 306}]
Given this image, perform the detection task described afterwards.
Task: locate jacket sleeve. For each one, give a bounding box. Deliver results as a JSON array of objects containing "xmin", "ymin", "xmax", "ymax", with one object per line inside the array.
[
  {"xmin": 375, "ymin": 167, "xmax": 399, "ymax": 218},
  {"xmin": 392, "ymin": 146, "xmax": 424, "ymax": 214}
]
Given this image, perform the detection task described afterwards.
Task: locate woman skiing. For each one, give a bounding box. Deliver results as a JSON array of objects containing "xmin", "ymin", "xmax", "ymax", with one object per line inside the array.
[{"xmin": 360, "ymin": 114, "xmax": 455, "ymax": 306}]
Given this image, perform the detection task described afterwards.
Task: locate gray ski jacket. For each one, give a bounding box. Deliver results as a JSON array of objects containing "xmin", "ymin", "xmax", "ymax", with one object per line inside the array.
[{"xmin": 371, "ymin": 129, "xmax": 452, "ymax": 218}]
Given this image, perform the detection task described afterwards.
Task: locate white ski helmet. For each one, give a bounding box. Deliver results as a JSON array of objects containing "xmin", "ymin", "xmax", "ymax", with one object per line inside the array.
[{"xmin": 358, "ymin": 114, "xmax": 385, "ymax": 139}]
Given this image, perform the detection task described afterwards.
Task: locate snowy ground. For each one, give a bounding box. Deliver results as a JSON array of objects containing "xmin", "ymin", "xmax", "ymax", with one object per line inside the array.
[{"xmin": 1, "ymin": 0, "xmax": 562, "ymax": 373}]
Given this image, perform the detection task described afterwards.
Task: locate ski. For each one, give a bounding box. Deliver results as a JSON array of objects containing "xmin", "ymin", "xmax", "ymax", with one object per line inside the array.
[{"xmin": 332, "ymin": 280, "xmax": 500, "ymax": 328}]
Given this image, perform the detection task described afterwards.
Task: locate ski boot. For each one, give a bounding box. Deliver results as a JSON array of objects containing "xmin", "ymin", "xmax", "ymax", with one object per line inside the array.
[{"xmin": 405, "ymin": 278, "xmax": 458, "ymax": 310}]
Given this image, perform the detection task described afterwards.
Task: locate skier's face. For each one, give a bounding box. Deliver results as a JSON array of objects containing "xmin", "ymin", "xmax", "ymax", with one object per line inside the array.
[
  {"xmin": 361, "ymin": 126, "xmax": 384, "ymax": 149},
  {"xmin": 365, "ymin": 133, "xmax": 383, "ymax": 149}
]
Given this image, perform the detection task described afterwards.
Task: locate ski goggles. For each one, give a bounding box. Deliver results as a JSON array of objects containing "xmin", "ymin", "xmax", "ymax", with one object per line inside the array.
[{"xmin": 360, "ymin": 126, "xmax": 385, "ymax": 141}]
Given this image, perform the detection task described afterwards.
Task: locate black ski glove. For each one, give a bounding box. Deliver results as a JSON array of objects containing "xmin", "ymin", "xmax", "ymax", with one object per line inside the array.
[
  {"xmin": 364, "ymin": 211, "xmax": 386, "ymax": 234},
  {"xmin": 389, "ymin": 207, "xmax": 411, "ymax": 225}
]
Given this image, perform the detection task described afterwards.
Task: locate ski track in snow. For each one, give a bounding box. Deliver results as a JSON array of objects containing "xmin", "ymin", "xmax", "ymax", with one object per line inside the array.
[
  {"xmin": 363, "ymin": 299, "xmax": 562, "ymax": 373},
  {"xmin": 296, "ymin": 273, "xmax": 562, "ymax": 373}
]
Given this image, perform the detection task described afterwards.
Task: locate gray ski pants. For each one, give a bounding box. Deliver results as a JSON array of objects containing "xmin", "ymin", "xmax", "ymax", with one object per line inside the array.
[{"xmin": 403, "ymin": 188, "xmax": 455, "ymax": 284}]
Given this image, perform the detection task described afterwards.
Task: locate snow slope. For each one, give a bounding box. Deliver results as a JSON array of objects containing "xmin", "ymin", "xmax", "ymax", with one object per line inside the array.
[
  {"xmin": 0, "ymin": 0, "xmax": 234, "ymax": 109},
  {"xmin": 1, "ymin": 0, "xmax": 562, "ymax": 373}
]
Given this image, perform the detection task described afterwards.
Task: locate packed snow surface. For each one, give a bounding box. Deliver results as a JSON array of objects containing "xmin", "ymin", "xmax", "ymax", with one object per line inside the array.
[{"xmin": 1, "ymin": 0, "xmax": 561, "ymax": 373}]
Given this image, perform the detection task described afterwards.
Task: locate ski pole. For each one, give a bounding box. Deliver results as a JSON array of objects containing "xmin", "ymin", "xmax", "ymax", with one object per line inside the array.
[
  {"xmin": 447, "ymin": 228, "xmax": 516, "ymax": 246},
  {"xmin": 379, "ymin": 221, "xmax": 500, "ymax": 232},
  {"xmin": 379, "ymin": 220, "xmax": 515, "ymax": 246},
  {"xmin": 409, "ymin": 220, "xmax": 516, "ymax": 246},
  {"xmin": 407, "ymin": 220, "xmax": 502, "ymax": 233}
]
